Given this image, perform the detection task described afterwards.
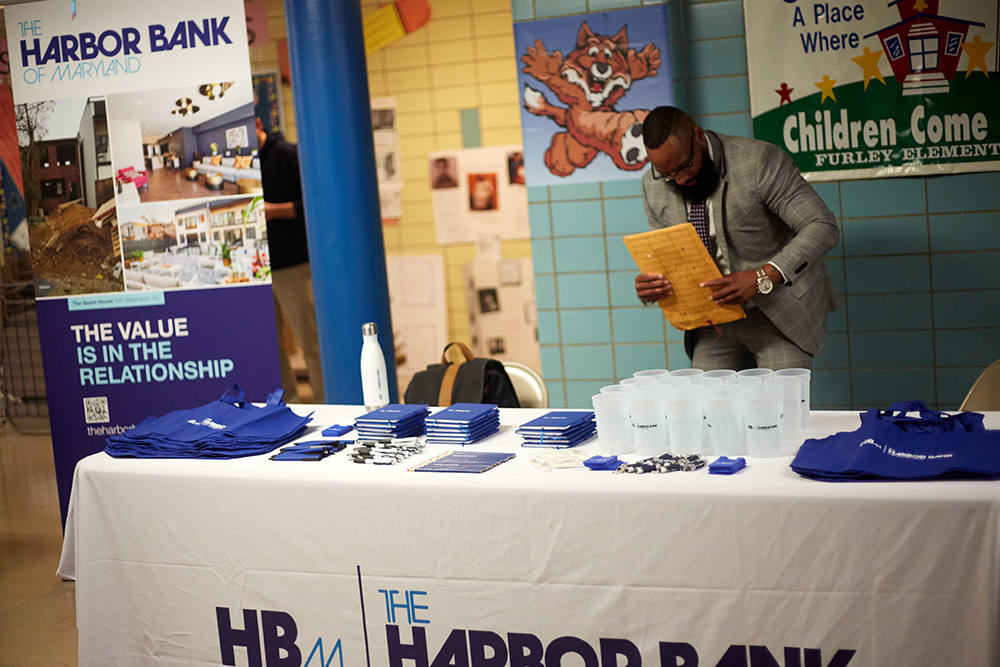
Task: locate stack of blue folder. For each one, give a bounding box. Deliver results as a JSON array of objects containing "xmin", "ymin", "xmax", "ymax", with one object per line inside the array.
[
  {"xmin": 424, "ymin": 403, "xmax": 500, "ymax": 445},
  {"xmin": 354, "ymin": 404, "xmax": 430, "ymax": 440},
  {"xmin": 516, "ymin": 411, "xmax": 596, "ymax": 448}
]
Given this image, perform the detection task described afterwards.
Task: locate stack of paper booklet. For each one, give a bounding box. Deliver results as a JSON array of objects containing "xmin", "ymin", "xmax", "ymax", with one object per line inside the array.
[
  {"xmin": 354, "ymin": 404, "xmax": 430, "ymax": 440},
  {"xmin": 424, "ymin": 403, "xmax": 500, "ymax": 445},
  {"xmin": 515, "ymin": 411, "xmax": 596, "ymax": 448}
]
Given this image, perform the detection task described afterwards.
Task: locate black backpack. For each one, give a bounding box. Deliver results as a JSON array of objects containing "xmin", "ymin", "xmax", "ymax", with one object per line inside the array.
[{"xmin": 403, "ymin": 342, "xmax": 521, "ymax": 408}]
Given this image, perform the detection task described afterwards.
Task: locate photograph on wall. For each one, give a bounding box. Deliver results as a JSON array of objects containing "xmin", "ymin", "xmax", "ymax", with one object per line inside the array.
[
  {"xmin": 430, "ymin": 145, "xmax": 530, "ymax": 243},
  {"xmin": 468, "ymin": 173, "xmax": 498, "ymax": 211},
  {"xmin": 507, "ymin": 151, "xmax": 525, "ymax": 185},
  {"xmin": 464, "ymin": 259, "xmax": 541, "ymax": 373},
  {"xmin": 372, "ymin": 98, "xmax": 403, "ymax": 224},
  {"xmin": 430, "ymin": 156, "xmax": 459, "ymax": 189},
  {"xmin": 513, "ymin": 6, "xmax": 674, "ymax": 187},
  {"xmin": 118, "ymin": 195, "xmax": 271, "ymax": 292},
  {"xmin": 745, "ymin": 0, "xmax": 999, "ymax": 180},
  {"xmin": 106, "ymin": 81, "xmax": 259, "ymax": 204}
]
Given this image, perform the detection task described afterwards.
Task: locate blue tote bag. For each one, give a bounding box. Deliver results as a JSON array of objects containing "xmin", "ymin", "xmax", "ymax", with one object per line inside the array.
[{"xmin": 792, "ymin": 401, "xmax": 1000, "ymax": 481}]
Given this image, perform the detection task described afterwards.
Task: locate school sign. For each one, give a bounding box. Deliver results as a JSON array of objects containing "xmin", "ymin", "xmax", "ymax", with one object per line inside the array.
[{"xmin": 745, "ymin": 0, "xmax": 999, "ymax": 181}]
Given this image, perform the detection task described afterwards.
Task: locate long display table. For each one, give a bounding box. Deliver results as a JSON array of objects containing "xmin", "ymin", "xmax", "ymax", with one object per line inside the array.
[{"xmin": 58, "ymin": 407, "xmax": 1000, "ymax": 667}]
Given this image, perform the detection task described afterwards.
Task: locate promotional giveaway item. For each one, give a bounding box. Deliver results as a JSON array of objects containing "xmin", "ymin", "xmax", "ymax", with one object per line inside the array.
[
  {"xmin": 424, "ymin": 403, "xmax": 500, "ymax": 444},
  {"xmin": 526, "ymin": 448, "xmax": 591, "ymax": 472},
  {"xmin": 614, "ymin": 453, "xmax": 707, "ymax": 475},
  {"xmin": 354, "ymin": 404, "xmax": 430, "ymax": 439},
  {"xmin": 411, "ymin": 450, "xmax": 515, "ymax": 473},
  {"xmin": 350, "ymin": 439, "xmax": 425, "ymax": 465},
  {"xmin": 270, "ymin": 440, "xmax": 349, "ymax": 461},
  {"xmin": 104, "ymin": 385, "xmax": 311, "ymax": 458},
  {"xmin": 516, "ymin": 410, "xmax": 596, "ymax": 448},
  {"xmin": 583, "ymin": 454, "xmax": 624, "ymax": 471},
  {"xmin": 361, "ymin": 322, "xmax": 390, "ymax": 411},
  {"xmin": 709, "ymin": 456, "xmax": 747, "ymax": 475},
  {"xmin": 792, "ymin": 401, "xmax": 1000, "ymax": 481}
]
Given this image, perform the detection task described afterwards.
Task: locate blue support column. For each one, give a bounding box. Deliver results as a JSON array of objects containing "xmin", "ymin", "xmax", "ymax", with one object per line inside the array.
[{"xmin": 283, "ymin": 0, "xmax": 397, "ymax": 404}]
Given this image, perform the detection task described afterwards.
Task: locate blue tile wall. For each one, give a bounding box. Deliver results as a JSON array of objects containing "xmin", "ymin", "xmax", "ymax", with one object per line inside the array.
[{"xmin": 516, "ymin": 0, "xmax": 1000, "ymax": 410}]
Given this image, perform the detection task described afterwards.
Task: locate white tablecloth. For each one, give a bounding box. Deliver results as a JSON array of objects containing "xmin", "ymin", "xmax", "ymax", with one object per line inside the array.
[{"xmin": 58, "ymin": 408, "xmax": 1000, "ymax": 667}]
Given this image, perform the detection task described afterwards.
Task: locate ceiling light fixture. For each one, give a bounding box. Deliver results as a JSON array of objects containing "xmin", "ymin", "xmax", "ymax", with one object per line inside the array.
[{"xmin": 198, "ymin": 82, "xmax": 234, "ymax": 100}]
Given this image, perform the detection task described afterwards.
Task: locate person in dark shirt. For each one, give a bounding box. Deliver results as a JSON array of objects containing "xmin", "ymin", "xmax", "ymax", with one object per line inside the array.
[{"xmin": 255, "ymin": 118, "xmax": 324, "ymax": 403}]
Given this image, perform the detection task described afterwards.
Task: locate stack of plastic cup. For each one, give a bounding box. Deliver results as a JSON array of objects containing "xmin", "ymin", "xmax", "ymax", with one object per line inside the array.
[
  {"xmin": 691, "ymin": 376, "xmax": 724, "ymax": 389},
  {"xmin": 702, "ymin": 369, "xmax": 737, "ymax": 382},
  {"xmin": 630, "ymin": 392, "xmax": 668, "ymax": 457},
  {"xmin": 737, "ymin": 368, "xmax": 773, "ymax": 381},
  {"xmin": 774, "ymin": 368, "xmax": 811, "ymax": 428},
  {"xmin": 665, "ymin": 391, "xmax": 703, "ymax": 455},
  {"xmin": 620, "ymin": 376, "xmax": 656, "ymax": 389},
  {"xmin": 669, "ymin": 368, "xmax": 704, "ymax": 380},
  {"xmin": 726, "ymin": 375, "xmax": 763, "ymax": 387},
  {"xmin": 744, "ymin": 388, "xmax": 782, "ymax": 457},
  {"xmin": 770, "ymin": 375, "xmax": 802, "ymax": 441},
  {"xmin": 703, "ymin": 389, "xmax": 743, "ymax": 456},
  {"xmin": 634, "ymin": 369, "xmax": 671, "ymax": 381},
  {"xmin": 592, "ymin": 393, "xmax": 633, "ymax": 454}
]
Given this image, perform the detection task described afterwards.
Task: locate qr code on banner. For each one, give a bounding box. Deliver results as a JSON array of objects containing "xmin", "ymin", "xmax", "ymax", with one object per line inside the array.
[{"xmin": 83, "ymin": 397, "xmax": 109, "ymax": 424}]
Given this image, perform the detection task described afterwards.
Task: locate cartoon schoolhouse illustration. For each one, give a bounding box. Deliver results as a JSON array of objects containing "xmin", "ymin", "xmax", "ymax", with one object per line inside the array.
[
  {"xmin": 862, "ymin": 0, "xmax": 991, "ymax": 96},
  {"xmin": 520, "ymin": 21, "xmax": 661, "ymax": 177}
]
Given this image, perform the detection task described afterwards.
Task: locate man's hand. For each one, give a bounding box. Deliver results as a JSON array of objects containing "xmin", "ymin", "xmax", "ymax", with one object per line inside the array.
[
  {"xmin": 700, "ymin": 270, "xmax": 759, "ymax": 305},
  {"xmin": 635, "ymin": 273, "xmax": 673, "ymax": 302}
]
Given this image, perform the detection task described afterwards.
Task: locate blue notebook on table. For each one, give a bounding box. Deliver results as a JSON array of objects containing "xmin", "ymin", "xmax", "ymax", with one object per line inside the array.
[
  {"xmin": 516, "ymin": 411, "xmax": 594, "ymax": 432},
  {"xmin": 356, "ymin": 404, "xmax": 429, "ymax": 425},
  {"xmin": 425, "ymin": 403, "xmax": 498, "ymax": 426}
]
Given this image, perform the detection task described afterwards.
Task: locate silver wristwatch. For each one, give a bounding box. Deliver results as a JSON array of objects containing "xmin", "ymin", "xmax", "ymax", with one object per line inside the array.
[{"xmin": 755, "ymin": 267, "xmax": 774, "ymax": 295}]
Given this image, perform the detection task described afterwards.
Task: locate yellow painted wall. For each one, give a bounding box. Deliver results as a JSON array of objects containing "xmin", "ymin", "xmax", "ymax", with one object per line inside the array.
[{"xmin": 250, "ymin": 0, "xmax": 530, "ymax": 349}]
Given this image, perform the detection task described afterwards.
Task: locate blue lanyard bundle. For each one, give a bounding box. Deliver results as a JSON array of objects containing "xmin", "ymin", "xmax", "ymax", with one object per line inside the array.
[
  {"xmin": 792, "ymin": 400, "xmax": 1000, "ymax": 481},
  {"xmin": 105, "ymin": 384, "xmax": 313, "ymax": 458}
]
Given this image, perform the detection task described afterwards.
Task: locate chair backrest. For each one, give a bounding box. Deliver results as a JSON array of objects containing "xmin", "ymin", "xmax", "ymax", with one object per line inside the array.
[
  {"xmin": 503, "ymin": 362, "xmax": 548, "ymax": 409},
  {"xmin": 960, "ymin": 360, "xmax": 1000, "ymax": 411}
]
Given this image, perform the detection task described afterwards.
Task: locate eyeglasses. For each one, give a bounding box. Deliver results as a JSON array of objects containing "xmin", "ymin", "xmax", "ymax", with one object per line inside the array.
[{"xmin": 651, "ymin": 134, "xmax": 697, "ymax": 182}]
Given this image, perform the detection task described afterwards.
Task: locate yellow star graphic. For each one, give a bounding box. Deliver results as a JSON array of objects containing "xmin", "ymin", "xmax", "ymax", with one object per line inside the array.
[
  {"xmin": 814, "ymin": 74, "xmax": 837, "ymax": 102},
  {"xmin": 851, "ymin": 47, "xmax": 886, "ymax": 90},
  {"xmin": 962, "ymin": 35, "xmax": 995, "ymax": 77}
]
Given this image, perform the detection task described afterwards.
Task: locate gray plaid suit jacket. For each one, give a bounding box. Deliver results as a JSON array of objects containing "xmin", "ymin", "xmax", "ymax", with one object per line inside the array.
[{"xmin": 641, "ymin": 131, "xmax": 841, "ymax": 357}]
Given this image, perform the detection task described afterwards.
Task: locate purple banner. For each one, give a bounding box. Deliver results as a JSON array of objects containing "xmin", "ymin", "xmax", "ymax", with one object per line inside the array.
[{"xmin": 39, "ymin": 285, "xmax": 281, "ymax": 522}]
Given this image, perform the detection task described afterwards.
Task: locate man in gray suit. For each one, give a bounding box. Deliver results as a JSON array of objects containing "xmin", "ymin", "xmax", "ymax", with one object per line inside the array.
[{"xmin": 634, "ymin": 106, "xmax": 840, "ymax": 370}]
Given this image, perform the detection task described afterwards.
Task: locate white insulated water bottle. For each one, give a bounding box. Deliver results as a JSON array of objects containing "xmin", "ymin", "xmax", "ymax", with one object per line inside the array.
[{"xmin": 361, "ymin": 322, "xmax": 389, "ymax": 411}]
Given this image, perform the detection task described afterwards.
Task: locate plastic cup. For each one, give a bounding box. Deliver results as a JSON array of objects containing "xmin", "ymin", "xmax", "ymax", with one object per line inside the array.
[
  {"xmin": 746, "ymin": 384, "xmax": 784, "ymax": 439},
  {"xmin": 704, "ymin": 390, "xmax": 743, "ymax": 456},
  {"xmin": 744, "ymin": 391, "xmax": 782, "ymax": 457},
  {"xmin": 774, "ymin": 368, "xmax": 811, "ymax": 428},
  {"xmin": 630, "ymin": 392, "xmax": 668, "ymax": 458},
  {"xmin": 600, "ymin": 384, "xmax": 636, "ymax": 395},
  {"xmin": 691, "ymin": 376, "xmax": 724, "ymax": 389},
  {"xmin": 665, "ymin": 393, "xmax": 703, "ymax": 456},
  {"xmin": 737, "ymin": 368, "xmax": 774, "ymax": 381},
  {"xmin": 770, "ymin": 376, "xmax": 802, "ymax": 441},
  {"xmin": 702, "ymin": 369, "xmax": 737, "ymax": 381},
  {"xmin": 684, "ymin": 385, "xmax": 713, "ymax": 450},
  {"xmin": 634, "ymin": 369, "xmax": 670, "ymax": 380},
  {"xmin": 592, "ymin": 393, "xmax": 633, "ymax": 455},
  {"xmin": 636, "ymin": 384, "xmax": 673, "ymax": 396},
  {"xmin": 657, "ymin": 376, "xmax": 691, "ymax": 389},
  {"xmin": 620, "ymin": 376, "xmax": 656, "ymax": 388},
  {"xmin": 669, "ymin": 368, "xmax": 704, "ymax": 379},
  {"xmin": 727, "ymin": 375, "xmax": 763, "ymax": 387}
]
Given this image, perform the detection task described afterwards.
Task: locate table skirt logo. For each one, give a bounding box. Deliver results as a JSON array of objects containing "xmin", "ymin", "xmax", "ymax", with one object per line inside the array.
[{"xmin": 215, "ymin": 607, "xmax": 342, "ymax": 667}]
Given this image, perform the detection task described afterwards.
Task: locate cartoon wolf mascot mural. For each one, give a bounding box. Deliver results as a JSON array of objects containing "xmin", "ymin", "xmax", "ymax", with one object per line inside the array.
[{"xmin": 521, "ymin": 22, "xmax": 661, "ymax": 177}]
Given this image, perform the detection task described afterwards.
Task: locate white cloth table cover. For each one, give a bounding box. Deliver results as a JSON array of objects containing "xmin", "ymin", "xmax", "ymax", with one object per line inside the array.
[{"xmin": 58, "ymin": 408, "xmax": 1000, "ymax": 667}]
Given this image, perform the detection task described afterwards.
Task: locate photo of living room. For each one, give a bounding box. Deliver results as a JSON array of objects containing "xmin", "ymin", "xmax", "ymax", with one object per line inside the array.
[
  {"xmin": 118, "ymin": 195, "xmax": 271, "ymax": 292},
  {"xmin": 107, "ymin": 81, "xmax": 260, "ymax": 205}
]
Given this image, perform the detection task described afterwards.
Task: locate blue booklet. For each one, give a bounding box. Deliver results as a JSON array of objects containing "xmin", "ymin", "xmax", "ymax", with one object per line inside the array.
[
  {"xmin": 427, "ymin": 415, "xmax": 500, "ymax": 434},
  {"xmin": 516, "ymin": 411, "xmax": 594, "ymax": 432},
  {"xmin": 411, "ymin": 450, "xmax": 514, "ymax": 473},
  {"xmin": 356, "ymin": 404, "xmax": 429, "ymax": 424},
  {"xmin": 425, "ymin": 403, "xmax": 498, "ymax": 425}
]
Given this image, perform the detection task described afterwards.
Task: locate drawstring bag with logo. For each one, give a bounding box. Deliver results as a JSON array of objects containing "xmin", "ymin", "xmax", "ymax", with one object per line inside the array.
[
  {"xmin": 791, "ymin": 400, "xmax": 1000, "ymax": 481},
  {"xmin": 105, "ymin": 384, "xmax": 312, "ymax": 458}
]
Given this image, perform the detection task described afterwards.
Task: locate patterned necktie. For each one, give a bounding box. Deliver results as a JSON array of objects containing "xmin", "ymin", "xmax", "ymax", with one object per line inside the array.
[{"xmin": 688, "ymin": 199, "xmax": 714, "ymax": 255}]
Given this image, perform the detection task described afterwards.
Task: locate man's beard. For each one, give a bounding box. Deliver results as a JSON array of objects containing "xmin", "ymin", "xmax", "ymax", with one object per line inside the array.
[{"xmin": 678, "ymin": 146, "xmax": 719, "ymax": 201}]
